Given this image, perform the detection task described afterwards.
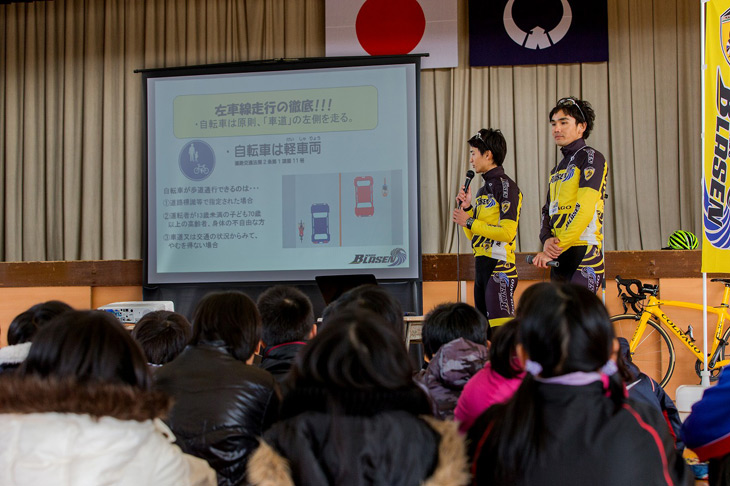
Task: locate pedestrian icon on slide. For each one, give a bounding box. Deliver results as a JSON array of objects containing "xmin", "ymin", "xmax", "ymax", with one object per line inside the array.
[{"xmin": 179, "ymin": 140, "xmax": 215, "ymax": 181}]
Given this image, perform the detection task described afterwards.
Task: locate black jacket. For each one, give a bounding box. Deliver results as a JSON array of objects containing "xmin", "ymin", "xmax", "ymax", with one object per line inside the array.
[
  {"xmin": 468, "ymin": 381, "xmax": 692, "ymax": 486},
  {"xmin": 259, "ymin": 341, "xmax": 306, "ymax": 383},
  {"xmin": 154, "ymin": 342, "xmax": 280, "ymax": 486},
  {"xmin": 247, "ymin": 385, "xmax": 471, "ymax": 486}
]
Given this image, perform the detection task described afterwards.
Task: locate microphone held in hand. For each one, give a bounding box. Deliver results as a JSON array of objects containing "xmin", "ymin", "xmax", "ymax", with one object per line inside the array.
[
  {"xmin": 463, "ymin": 170, "xmax": 475, "ymax": 192},
  {"xmin": 526, "ymin": 254, "xmax": 559, "ymax": 268},
  {"xmin": 457, "ymin": 170, "xmax": 476, "ymax": 209}
]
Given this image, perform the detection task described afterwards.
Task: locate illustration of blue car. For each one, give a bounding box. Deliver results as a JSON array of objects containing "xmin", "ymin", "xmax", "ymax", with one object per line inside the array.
[{"xmin": 311, "ymin": 203, "xmax": 330, "ymax": 244}]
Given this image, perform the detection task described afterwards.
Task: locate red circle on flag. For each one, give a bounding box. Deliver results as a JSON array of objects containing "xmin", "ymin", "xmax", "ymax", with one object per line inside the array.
[{"xmin": 355, "ymin": 0, "xmax": 426, "ymax": 55}]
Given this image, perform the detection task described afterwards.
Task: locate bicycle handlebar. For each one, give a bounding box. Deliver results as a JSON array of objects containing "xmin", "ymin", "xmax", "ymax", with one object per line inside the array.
[
  {"xmin": 615, "ymin": 275, "xmax": 643, "ymax": 299},
  {"xmin": 615, "ymin": 276, "xmax": 658, "ymax": 313}
]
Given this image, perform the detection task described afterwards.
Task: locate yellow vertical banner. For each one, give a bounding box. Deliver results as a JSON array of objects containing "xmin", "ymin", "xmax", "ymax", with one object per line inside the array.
[{"xmin": 703, "ymin": 1, "xmax": 730, "ymax": 272}]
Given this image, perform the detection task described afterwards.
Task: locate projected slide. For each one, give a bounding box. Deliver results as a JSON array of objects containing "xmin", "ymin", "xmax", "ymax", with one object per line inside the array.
[{"xmin": 145, "ymin": 59, "xmax": 420, "ymax": 284}]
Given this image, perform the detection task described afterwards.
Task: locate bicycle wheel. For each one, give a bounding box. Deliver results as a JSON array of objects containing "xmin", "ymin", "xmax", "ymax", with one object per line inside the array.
[{"xmin": 611, "ymin": 314, "xmax": 675, "ymax": 387}]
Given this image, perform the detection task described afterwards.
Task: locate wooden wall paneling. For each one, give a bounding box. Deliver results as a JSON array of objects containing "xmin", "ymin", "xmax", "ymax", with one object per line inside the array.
[{"xmin": 0, "ymin": 287, "xmax": 92, "ymax": 346}]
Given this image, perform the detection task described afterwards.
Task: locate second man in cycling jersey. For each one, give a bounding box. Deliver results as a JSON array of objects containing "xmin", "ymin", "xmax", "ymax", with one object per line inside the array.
[{"xmin": 530, "ymin": 97, "xmax": 607, "ymax": 293}]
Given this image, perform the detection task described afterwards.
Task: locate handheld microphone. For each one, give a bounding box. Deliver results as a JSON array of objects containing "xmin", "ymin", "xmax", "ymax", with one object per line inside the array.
[
  {"xmin": 457, "ymin": 170, "xmax": 476, "ymax": 209},
  {"xmin": 463, "ymin": 170, "xmax": 475, "ymax": 192},
  {"xmin": 526, "ymin": 254, "xmax": 559, "ymax": 268}
]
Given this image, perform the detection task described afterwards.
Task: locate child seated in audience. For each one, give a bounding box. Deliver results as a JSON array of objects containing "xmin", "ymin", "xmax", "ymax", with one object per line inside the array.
[
  {"xmin": 681, "ymin": 366, "xmax": 730, "ymax": 484},
  {"xmin": 154, "ymin": 291, "xmax": 280, "ymax": 486},
  {"xmin": 455, "ymin": 318, "xmax": 524, "ymax": 432},
  {"xmin": 0, "ymin": 310, "xmax": 215, "ymax": 485},
  {"xmin": 247, "ymin": 309, "xmax": 470, "ymax": 486},
  {"xmin": 132, "ymin": 310, "xmax": 192, "ymax": 367},
  {"xmin": 256, "ymin": 285, "xmax": 316, "ymax": 382},
  {"xmin": 468, "ymin": 283, "xmax": 691, "ymax": 486},
  {"xmin": 414, "ymin": 302, "xmax": 489, "ymax": 419},
  {"xmin": 320, "ymin": 284, "xmax": 405, "ymax": 338},
  {"xmin": 616, "ymin": 337, "xmax": 683, "ymax": 452},
  {"xmin": 0, "ymin": 300, "xmax": 72, "ymax": 373}
]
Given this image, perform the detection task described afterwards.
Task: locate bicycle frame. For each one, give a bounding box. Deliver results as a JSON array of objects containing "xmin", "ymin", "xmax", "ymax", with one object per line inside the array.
[{"xmin": 629, "ymin": 284, "xmax": 730, "ymax": 370}]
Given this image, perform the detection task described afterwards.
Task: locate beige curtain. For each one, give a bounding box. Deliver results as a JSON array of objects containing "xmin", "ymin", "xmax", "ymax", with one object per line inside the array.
[{"xmin": 0, "ymin": 0, "xmax": 701, "ymax": 261}]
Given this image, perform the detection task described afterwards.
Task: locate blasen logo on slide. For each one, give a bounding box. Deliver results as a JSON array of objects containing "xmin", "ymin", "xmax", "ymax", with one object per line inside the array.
[{"xmin": 350, "ymin": 248, "xmax": 407, "ymax": 266}]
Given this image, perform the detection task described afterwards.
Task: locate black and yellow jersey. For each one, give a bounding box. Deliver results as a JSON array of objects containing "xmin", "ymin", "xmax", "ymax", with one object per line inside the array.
[
  {"xmin": 464, "ymin": 166, "xmax": 522, "ymax": 264},
  {"xmin": 539, "ymin": 138, "xmax": 607, "ymax": 249}
]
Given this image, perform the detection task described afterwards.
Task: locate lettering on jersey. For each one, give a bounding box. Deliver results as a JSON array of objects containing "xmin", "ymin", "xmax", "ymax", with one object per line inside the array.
[
  {"xmin": 566, "ymin": 202, "xmax": 581, "ymax": 227},
  {"xmin": 477, "ymin": 195, "xmax": 497, "ymax": 208},
  {"xmin": 501, "ymin": 178, "xmax": 509, "ymax": 198},
  {"xmin": 584, "ymin": 167, "xmax": 595, "ymax": 181},
  {"xmin": 704, "ymin": 67, "xmax": 730, "ymax": 248},
  {"xmin": 501, "ymin": 201, "xmax": 511, "ymax": 213},
  {"xmin": 549, "ymin": 164, "xmax": 577, "ymax": 184},
  {"xmin": 587, "ymin": 148, "xmax": 595, "ymax": 165}
]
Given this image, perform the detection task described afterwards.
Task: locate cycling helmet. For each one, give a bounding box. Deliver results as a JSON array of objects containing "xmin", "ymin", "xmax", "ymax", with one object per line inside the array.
[{"xmin": 667, "ymin": 230, "xmax": 698, "ymax": 250}]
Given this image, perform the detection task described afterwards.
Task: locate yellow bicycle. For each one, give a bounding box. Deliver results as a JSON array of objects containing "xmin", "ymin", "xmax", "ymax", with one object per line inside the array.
[{"xmin": 612, "ymin": 275, "xmax": 730, "ymax": 387}]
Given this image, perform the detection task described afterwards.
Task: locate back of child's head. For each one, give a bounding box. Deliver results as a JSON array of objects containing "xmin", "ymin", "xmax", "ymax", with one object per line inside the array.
[
  {"xmin": 291, "ymin": 309, "xmax": 410, "ymax": 390},
  {"xmin": 7, "ymin": 300, "xmax": 73, "ymax": 345},
  {"xmin": 321, "ymin": 284, "xmax": 404, "ymax": 338},
  {"xmin": 516, "ymin": 282, "xmax": 614, "ymax": 378},
  {"xmin": 284, "ymin": 309, "xmax": 431, "ymax": 417},
  {"xmin": 489, "ymin": 318, "xmax": 522, "ymax": 379},
  {"xmin": 257, "ymin": 285, "xmax": 314, "ymax": 347},
  {"xmin": 20, "ymin": 310, "xmax": 151, "ymax": 390},
  {"xmin": 132, "ymin": 311, "xmax": 192, "ymax": 365},
  {"xmin": 421, "ymin": 302, "xmax": 487, "ymax": 359},
  {"xmin": 191, "ymin": 290, "xmax": 261, "ymax": 363}
]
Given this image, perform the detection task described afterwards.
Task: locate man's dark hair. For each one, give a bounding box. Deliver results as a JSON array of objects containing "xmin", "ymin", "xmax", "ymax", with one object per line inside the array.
[
  {"xmin": 549, "ymin": 96, "xmax": 596, "ymax": 139},
  {"xmin": 321, "ymin": 284, "xmax": 404, "ymax": 339},
  {"xmin": 191, "ymin": 290, "xmax": 261, "ymax": 362},
  {"xmin": 467, "ymin": 128, "xmax": 507, "ymax": 166},
  {"xmin": 421, "ymin": 302, "xmax": 488, "ymax": 359},
  {"xmin": 8, "ymin": 300, "xmax": 73, "ymax": 345},
  {"xmin": 257, "ymin": 285, "xmax": 314, "ymax": 347},
  {"xmin": 132, "ymin": 310, "xmax": 192, "ymax": 365}
]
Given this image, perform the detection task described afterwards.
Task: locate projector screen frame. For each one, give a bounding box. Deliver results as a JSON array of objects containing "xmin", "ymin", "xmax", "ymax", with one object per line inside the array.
[{"xmin": 139, "ymin": 54, "xmax": 424, "ymax": 288}]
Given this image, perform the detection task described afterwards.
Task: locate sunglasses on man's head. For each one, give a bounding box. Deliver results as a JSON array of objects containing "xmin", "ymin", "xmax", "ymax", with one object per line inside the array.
[{"xmin": 557, "ymin": 97, "xmax": 586, "ymax": 122}]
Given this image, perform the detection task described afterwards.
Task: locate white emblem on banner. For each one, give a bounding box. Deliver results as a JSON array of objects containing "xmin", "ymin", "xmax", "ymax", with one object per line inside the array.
[{"xmin": 503, "ymin": 0, "xmax": 572, "ymax": 50}]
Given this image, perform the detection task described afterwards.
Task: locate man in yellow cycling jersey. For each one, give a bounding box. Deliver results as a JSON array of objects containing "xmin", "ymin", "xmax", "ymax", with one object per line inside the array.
[
  {"xmin": 453, "ymin": 129, "xmax": 522, "ymax": 334},
  {"xmin": 530, "ymin": 97, "xmax": 606, "ymax": 293}
]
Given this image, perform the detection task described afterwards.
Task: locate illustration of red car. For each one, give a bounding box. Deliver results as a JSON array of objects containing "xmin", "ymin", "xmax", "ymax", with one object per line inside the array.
[{"xmin": 354, "ymin": 176, "xmax": 374, "ymax": 217}]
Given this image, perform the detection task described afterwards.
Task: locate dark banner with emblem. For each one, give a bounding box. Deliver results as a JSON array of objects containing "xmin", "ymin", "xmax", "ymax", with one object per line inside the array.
[{"xmin": 469, "ymin": 0, "xmax": 608, "ymax": 67}]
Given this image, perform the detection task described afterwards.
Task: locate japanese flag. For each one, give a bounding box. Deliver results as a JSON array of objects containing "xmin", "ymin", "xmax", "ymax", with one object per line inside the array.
[{"xmin": 325, "ymin": 0, "xmax": 458, "ymax": 69}]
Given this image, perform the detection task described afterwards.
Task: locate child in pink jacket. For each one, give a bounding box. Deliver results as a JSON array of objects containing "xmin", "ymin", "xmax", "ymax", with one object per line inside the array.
[{"xmin": 455, "ymin": 318, "xmax": 524, "ymax": 433}]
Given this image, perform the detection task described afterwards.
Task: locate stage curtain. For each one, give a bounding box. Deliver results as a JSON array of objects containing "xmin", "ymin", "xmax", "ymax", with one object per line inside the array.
[
  {"xmin": 0, "ymin": 0, "xmax": 324, "ymax": 261},
  {"xmin": 0, "ymin": 0, "xmax": 700, "ymax": 260}
]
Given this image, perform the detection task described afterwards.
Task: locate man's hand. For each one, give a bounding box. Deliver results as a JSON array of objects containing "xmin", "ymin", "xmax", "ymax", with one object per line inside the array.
[
  {"xmin": 530, "ymin": 251, "xmax": 554, "ymax": 269},
  {"xmin": 452, "ymin": 208, "xmax": 470, "ymax": 227},
  {"xmin": 543, "ymin": 237, "xmax": 563, "ymax": 259},
  {"xmin": 455, "ymin": 186, "xmax": 472, "ymax": 210}
]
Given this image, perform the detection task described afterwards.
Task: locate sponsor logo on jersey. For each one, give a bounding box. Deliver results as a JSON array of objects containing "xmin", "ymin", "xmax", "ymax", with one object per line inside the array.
[
  {"xmin": 566, "ymin": 202, "xmax": 581, "ymax": 227},
  {"xmin": 479, "ymin": 195, "xmax": 497, "ymax": 208},
  {"xmin": 584, "ymin": 167, "xmax": 595, "ymax": 181},
  {"xmin": 501, "ymin": 201, "xmax": 511, "ymax": 213}
]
